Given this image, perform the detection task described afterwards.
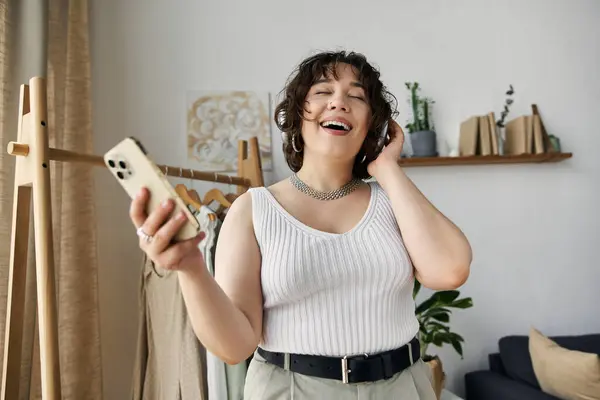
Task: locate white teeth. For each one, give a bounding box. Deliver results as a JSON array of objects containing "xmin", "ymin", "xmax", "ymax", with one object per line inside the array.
[{"xmin": 321, "ymin": 120, "xmax": 351, "ymax": 131}]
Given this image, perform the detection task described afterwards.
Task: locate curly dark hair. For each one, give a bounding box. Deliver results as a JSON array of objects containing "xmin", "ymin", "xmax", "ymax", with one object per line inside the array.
[{"xmin": 274, "ymin": 50, "xmax": 398, "ymax": 180}]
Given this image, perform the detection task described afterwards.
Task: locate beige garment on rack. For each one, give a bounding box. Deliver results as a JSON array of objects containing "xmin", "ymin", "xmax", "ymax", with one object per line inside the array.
[{"xmin": 131, "ymin": 253, "xmax": 209, "ymax": 400}]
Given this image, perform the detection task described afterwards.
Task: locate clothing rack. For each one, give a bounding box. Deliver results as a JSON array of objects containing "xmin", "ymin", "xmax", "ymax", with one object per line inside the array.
[{"xmin": 1, "ymin": 77, "xmax": 265, "ymax": 400}]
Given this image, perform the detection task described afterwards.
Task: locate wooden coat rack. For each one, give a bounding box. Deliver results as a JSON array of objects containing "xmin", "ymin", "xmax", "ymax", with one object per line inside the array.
[{"xmin": 1, "ymin": 77, "xmax": 264, "ymax": 400}]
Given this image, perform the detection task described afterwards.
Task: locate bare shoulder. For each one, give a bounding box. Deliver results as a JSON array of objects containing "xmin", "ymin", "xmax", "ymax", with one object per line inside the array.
[
  {"xmin": 214, "ymin": 191, "xmax": 257, "ymax": 254},
  {"xmin": 223, "ymin": 179, "xmax": 286, "ymax": 223},
  {"xmin": 214, "ymin": 189, "xmax": 261, "ymax": 279},
  {"xmin": 264, "ymin": 177, "xmax": 294, "ymax": 200},
  {"xmin": 226, "ymin": 190, "xmax": 253, "ymax": 221}
]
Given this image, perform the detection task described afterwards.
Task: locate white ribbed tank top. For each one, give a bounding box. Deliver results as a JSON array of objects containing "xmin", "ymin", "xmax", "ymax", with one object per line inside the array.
[{"xmin": 248, "ymin": 181, "xmax": 419, "ymax": 357}]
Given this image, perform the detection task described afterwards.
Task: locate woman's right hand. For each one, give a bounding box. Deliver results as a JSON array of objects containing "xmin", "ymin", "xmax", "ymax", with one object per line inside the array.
[{"xmin": 129, "ymin": 187, "xmax": 206, "ymax": 272}]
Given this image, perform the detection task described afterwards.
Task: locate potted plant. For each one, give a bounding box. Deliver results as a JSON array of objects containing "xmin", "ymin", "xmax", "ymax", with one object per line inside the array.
[
  {"xmin": 413, "ymin": 279, "xmax": 473, "ymax": 398},
  {"xmin": 405, "ymin": 82, "xmax": 437, "ymax": 157}
]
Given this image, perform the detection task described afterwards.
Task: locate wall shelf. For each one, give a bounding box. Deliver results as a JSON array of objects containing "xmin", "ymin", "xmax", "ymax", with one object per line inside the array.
[{"xmin": 398, "ymin": 152, "xmax": 573, "ymax": 167}]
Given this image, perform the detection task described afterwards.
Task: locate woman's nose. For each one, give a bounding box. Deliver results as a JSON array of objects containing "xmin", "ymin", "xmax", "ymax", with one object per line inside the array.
[{"xmin": 327, "ymin": 94, "xmax": 349, "ymax": 112}]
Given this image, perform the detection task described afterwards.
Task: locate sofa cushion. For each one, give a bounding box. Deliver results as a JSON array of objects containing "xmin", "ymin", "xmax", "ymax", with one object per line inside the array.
[
  {"xmin": 499, "ymin": 335, "xmax": 541, "ymax": 388},
  {"xmin": 529, "ymin": 327, "xmax": 600, "ymax": 400},
  {"xmin": 551, "ymin": 332, "xmax": 600, "ymax": 355},
  {"xmin": 488, "ymin": 353, "xmax": 506, "ymax": 375},
  {"xmin": 498, "ymin": 330, "xmax": 600, "ymax": 389},
  {"xmin": 465, "ymin": 370, "xmax": 563, "ymax": 400}
]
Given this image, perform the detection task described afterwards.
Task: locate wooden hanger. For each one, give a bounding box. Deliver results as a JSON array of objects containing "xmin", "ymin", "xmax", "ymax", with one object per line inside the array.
[
  {"xmin": 202, "ymin": 188, "xmax": 232, "ymax": 209},
  {"xmin": 175, "ymin": 184, "xmax": 203, "ymax": 211},
  {"xmin": 175, "ymin": 184, "xmax": 217, "ymax": 222},
  {"xmin": 223, "ymin": 175, "xmax": 238, "ymax": 204},
  {"xmin": 174, "ymin": 167, "xmax": 204, "ymax": 211},
  {"xmin": 187, "ymin": 187, "xmax": 203, "ymax": 205},
  {"xmin": 174, "ymin": 167, "xmax": 217, "ymax": 221},
  {"xmin": 174, "ymin": 166, "xmax": 203, "ymax": 211},
  {"xmin": 225, "ymin": 193, "xmax": 238, "ymax": 203},
  {"xmin": 201, "ymin": 172, "xmax": 236, "ymax": 209},
  {"xmin": 214, "ymin": 193, "xmax": 238, "ymax": 219}
]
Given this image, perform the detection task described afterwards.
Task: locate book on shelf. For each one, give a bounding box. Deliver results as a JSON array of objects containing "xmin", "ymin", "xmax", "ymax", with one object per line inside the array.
[
  {"xmin": 504, "ymin": 114, "xmax": 547, "ymax": 155},
  {"xmin": 459, "ymin": 106, "xmax": 554, "ymax": 157},
  {"xmin": 458, "ymin": 112, "xmax": 499, "ymax": 156}
]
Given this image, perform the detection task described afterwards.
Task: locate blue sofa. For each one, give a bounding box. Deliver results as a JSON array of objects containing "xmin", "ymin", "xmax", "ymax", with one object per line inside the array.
[{"xmin": 464, "ymin": 332, "xmax": 600, "ymax": 400}]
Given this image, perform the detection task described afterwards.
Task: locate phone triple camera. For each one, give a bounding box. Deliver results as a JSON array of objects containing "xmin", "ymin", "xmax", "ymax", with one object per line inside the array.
[{"xmin": 107, "ymin": 157, "xmax": 132, "ymax": 180}]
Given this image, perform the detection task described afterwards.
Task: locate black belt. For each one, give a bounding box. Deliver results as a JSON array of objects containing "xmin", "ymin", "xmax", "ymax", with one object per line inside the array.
[{"xmin": 256, "ymin": 336, "xmax": 420, "ymax": 384}]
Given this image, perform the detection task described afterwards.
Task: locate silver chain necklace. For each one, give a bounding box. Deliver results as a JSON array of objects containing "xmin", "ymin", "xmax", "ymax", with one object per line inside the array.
[{"xmin": 289, "ymin": 173, "xmax": 362, "ymax": 200}]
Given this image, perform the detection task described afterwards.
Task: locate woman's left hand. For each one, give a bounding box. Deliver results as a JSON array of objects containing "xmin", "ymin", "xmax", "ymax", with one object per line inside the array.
[{"xmin": 367, "ymin": 120, "xmax": 405, "ymax": 178}]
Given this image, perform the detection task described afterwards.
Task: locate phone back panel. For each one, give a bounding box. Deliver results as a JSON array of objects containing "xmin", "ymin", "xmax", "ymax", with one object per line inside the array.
[
  {"xmin": 375, "ymin": 121, "xmax": 389, "ymax": 154},
  {"xmin": 103, "ymin": 137, "xmax": 200, "ymax": 241}
]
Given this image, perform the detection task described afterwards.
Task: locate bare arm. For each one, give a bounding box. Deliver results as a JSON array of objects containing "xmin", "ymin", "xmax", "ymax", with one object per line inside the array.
[
  {"xmin": 376, "ymin": 163, "xmax": 472, "ymax": 290},
  {"xmin": 176, "ymin": 192, "xmax": 263, "ymax": 365}
]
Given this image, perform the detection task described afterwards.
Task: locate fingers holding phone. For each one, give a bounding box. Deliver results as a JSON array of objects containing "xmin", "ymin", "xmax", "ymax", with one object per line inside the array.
[
  {"xmin": 130, "ymin": 187, "xmax": 205, "ymax": 271},
  {"xmin": 104, "ymin": 137, "xmax": 205, "ymax": 270},
  {"xmin": 129, "ymin": 187, "xmax": 151, "ymax": 228}
]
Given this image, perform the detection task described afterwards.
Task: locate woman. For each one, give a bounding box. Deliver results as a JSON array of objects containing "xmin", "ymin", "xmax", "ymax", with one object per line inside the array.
[{"xmin": 129, "ymin": 50, "xmax": 472, "ymax": 399}]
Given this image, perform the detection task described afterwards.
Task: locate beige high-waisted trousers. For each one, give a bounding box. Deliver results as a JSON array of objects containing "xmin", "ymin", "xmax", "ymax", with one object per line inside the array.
[{"xmin": 243, "ymin": 350, "xmax": 437, "ymax": 400}]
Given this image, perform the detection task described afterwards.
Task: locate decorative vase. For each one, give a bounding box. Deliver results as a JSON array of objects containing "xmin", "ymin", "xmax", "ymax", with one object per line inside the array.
[
  {"xmin": 425, "ymin": 356, "xmax": 445, "ymax": 400},
  {"xmin": 496, "ymin": 126, "xmax": 505, "ymax": 155},
  {"xmin": 410, "ymin": 130, "xmax": 438, "ymax": 157},
  {"xmin": 549, "ymin": 135, "xmax": 561, "ymax": 152}
]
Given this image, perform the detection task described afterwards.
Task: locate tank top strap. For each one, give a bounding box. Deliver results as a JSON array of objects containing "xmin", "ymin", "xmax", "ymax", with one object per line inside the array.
[{"xmin": 246, "ymin": 186, "xmax": 272, "ymax": 249}]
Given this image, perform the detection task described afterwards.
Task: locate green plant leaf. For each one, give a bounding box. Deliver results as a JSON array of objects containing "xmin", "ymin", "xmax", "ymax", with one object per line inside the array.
[
  {"xmin": 415, "ymin": 296, "xmax": 438, "ymax": 314},
  {"xmin": 424, "ymin": 321, "xmax": 450, "ymax": 332},
  {"xmin": 430, "ymin": 312, "xmax": 450, "ymax": 323},
  {"xmin": 423, "ymin": 324, "xmax": 443, "ymax": 334},
  {"xmin": 432, "ymin": 331, "xmax": 453, "ymax": 342},
  {"xmin": 432, "ymin": 290, "xmax": 460, "ymax": 303},
  {"xmin": 422, "ymin": 307, "xmax": 451, "ymax": 317},
  {"xmin": 413, "ymin": 280, "xmax": 421, "ymax": 298},
  {"xmin": 413, "ymin": 281, "xmax": 472, "ymax": 359},
  {"xmin": 450, "ymin": 339, "xmax": 464, "ymax": 358},
  {"xmin": 449, "ymin": 298, "xmax": 473, "ymax": 309},
  {"xmin": 425, "ymin": 326, "xmax": 448, "ymax": 337},
  {"xmin": 422, "ymin": 332, "xmax": 433, "ymax": 344},
  {"xmin": 448, "ymin": 332, "xmax": 465, "ymax": 342}
]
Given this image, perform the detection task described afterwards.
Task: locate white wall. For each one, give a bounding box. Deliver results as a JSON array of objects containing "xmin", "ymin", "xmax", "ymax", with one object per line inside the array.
[{"xmin": 90, "ymin": 0, "xmax": 600, "ymax": 397}]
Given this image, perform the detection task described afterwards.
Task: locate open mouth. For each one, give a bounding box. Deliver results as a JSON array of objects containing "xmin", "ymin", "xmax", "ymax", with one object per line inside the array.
[{"xmin": 320, "ymin": 120, "xmax": 352, "ymax": 133}]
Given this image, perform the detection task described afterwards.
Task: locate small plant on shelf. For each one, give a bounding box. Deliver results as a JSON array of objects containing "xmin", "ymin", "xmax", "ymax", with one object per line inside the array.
[
  {"xmin": 496, "ymin": 84, "xmax": 515, "ymax": 129},
  {"xmin": 405, "ymin": 82, "xmax": 437, "ymax": 157},
  {"xmin": 405, "ymin": 82, "xmax": 435, "ymax": 133}
]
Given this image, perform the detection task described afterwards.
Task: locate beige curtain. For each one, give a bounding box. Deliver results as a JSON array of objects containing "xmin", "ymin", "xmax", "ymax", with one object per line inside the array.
[{"xmin": 0, "ymin": 0, "xmax": 102, "ymax": 399}]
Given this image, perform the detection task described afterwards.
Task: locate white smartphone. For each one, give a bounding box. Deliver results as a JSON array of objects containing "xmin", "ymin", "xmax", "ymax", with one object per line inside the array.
[{"xmin": 103, "ymin": 137, "xmax": 201, "ymax": 242}]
